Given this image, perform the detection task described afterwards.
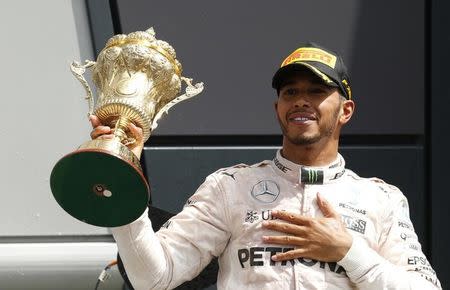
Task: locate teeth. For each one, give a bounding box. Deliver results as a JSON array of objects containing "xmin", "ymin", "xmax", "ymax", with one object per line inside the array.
[{"xmin": 294, "ymin": 117, "xmax": 310, "ymax": 121}]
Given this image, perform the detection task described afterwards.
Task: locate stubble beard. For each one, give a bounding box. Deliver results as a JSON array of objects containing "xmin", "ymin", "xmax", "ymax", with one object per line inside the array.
[{"xmin": 278, "ymin": 106, "xmax": 341, "ymax": 146}]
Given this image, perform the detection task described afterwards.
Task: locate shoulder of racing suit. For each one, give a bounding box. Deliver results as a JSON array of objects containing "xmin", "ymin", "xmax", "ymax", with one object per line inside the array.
[
  {"xmin": 343, "ymin": 168, "xmax": 409, "ymax": 217},
  {"xmin": 210, "ymin": 160, "xmax": 272, "ymax": 181},
  {"xmin": 344, "ymin": 169, "xmax": 403, "ymax": 196}
]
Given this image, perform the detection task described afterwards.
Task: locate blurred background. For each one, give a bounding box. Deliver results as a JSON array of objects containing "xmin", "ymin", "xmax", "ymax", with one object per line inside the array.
[{"xmin": 0, "ymin": 0, "xmax": 448, "ymax": 289}]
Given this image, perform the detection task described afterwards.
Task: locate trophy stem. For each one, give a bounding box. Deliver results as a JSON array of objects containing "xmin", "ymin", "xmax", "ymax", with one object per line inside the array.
[{"xmin": 114, "ymin": 116, "xmax": 131, "ymax": 143}]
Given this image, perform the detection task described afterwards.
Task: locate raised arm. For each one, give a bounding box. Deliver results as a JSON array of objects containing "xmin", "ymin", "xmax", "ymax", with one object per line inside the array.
[{"xmin": 111, "ymin": 174, "xmax": 231, "ymax": 290}]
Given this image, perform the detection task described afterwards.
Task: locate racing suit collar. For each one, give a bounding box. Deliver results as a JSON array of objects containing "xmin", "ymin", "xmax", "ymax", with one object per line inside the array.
[{"xmin": 272, "ymin": 150, "xmax": 346, "ymax": 185}]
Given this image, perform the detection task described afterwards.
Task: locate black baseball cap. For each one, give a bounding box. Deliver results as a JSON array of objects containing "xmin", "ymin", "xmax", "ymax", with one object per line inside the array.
[{"xmin": 272, "ymin": 42, "xmax": 352, "ymax": 99}]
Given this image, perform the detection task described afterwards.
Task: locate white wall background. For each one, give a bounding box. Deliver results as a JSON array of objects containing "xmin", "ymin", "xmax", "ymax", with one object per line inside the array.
[
  {"xmin": 0, "ymin": 0, "xmax": 111, "ymax": 236},
  {"xmin": 0, "ymin": 1, "xmax": 121, "ymax": 288}
]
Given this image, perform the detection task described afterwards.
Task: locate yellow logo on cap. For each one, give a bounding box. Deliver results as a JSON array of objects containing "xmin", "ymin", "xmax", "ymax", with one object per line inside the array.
[
  {"xmin": 342, "ymin": 79, "xmax": 352, "ymax": 99},
  {"xmin": 281, "ymin": 47, "xmax": 337, "ymax": 69}
]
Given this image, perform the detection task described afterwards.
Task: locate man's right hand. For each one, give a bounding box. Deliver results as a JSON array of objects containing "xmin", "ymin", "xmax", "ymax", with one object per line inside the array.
[{"xmin": 89, "ymin": 115, "xmax": 145, "ymax": 159}]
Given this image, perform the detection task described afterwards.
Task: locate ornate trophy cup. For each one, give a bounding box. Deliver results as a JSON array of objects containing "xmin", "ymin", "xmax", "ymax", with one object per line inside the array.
[{"xmin": 50, "ymin": 28, "xmax": 203, "ymax": 227}]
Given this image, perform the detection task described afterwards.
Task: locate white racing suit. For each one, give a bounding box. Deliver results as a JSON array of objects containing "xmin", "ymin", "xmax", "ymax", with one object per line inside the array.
[{"xmin": 112, "ymin": 150, "xmax": 442, "ymax": 290}]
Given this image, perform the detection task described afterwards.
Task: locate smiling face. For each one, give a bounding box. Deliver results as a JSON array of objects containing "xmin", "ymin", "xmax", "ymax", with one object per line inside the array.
[{"xmin": 275, "ymin": 69, "xmax": 345, "ymax": 147}]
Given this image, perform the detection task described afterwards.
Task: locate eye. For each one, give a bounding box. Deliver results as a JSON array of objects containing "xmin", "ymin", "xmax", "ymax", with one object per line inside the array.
[
  {"xmin": 282, "ymin": 88, "xmax": 298, "ymax": 97},
  {"xmin": 308, "ymin": 87, "xmax": 326, "ymax": 95}
]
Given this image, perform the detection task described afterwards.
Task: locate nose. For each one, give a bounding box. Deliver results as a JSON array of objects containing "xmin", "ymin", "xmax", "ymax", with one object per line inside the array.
[{"xmin": 293, "ymin": 93, "xmax": 312, "ymax": 108}]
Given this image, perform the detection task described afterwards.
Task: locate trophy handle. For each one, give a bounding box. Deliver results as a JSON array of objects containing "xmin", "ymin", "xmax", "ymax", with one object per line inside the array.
[
  {"xmin": 150, "ymin": 77, "xmax": 204, "ymax": 131},
  {"xmin": 70, "ymin": 60, "xmax": 97, "ymax": 117}
]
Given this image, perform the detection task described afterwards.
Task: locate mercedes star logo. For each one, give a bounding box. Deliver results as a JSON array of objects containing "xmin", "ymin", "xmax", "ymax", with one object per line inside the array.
[{"xmin": 251, "ymin": 180, "xmax": 280, "ymax": 203}]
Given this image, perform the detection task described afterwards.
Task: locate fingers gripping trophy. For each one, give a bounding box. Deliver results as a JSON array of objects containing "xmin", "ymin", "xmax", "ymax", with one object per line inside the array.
[{"xmin": 50, "ymin": 28, "xmax": 204, "ymax": 227}]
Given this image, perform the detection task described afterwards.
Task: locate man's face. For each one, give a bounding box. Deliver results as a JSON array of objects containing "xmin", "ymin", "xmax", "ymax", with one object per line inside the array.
[{"xmin": 275, "ymin": 70, "xmax": 343, "ymax": 146}]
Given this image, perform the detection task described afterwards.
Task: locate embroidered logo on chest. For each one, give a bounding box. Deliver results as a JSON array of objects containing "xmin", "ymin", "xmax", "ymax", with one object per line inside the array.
[{"xmin": 251, "ymin": 180, "xmax": 280, "ymax": 203}]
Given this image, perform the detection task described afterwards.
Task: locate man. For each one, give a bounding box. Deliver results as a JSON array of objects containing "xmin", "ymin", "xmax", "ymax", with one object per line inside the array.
[{"xmin": 91, "ymin": 43, "xmax": 441, "ymax": 289}]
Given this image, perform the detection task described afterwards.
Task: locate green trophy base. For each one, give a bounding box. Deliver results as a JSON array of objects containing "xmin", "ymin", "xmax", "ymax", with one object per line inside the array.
[{"xmin": 50, "ymin": 140, "xmax": 149, "ymax": 227}]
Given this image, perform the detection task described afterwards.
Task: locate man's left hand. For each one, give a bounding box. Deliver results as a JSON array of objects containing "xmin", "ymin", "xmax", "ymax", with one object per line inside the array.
[{"xmin": 262, "ymin": 192, "xmax": 352, "ymax": 262}]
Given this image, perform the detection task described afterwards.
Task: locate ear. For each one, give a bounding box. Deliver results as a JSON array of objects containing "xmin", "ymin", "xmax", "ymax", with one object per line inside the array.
[
  {"xmin": 274, "ymin": 100, "xmax": 278, "ymax": 111},
  {"xmin": 339, "ymin": 100, "xmax": 355, "ymax": 125}
]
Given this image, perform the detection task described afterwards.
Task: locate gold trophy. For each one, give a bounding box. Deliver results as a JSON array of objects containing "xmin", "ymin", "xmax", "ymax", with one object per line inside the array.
[{"xmin": 50, "ymin": 28, "xmax": 204, "ymax": 227}]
